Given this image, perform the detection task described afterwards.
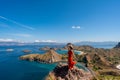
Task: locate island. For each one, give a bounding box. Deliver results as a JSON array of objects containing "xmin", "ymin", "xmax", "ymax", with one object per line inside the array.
[
  {"xmin": 20, "ymin": 42, "xmax": 120, "ymax": 80},
  {"xmin": 20, "ymin": 48, "xmax": 63, "ymax": 63}
]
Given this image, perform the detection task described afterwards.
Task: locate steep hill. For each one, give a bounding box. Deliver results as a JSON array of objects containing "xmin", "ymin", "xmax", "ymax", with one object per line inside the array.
[{"xmin": 20, "ymin": 48, "xmax": 62, "ymax": 63}]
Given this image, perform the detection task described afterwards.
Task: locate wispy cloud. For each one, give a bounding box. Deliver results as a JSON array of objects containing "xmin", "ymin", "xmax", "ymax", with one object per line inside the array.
[
  {"xmin": 10, "ymin": 33, "xmax": 32, "ymax": 37},
  {"xmin": 72, "ymin": 26, "xmax": 80, "ymax": 29},
  {"xmin": 35, "ymin": 40, "xmax": 57, "ymax": 42},
  {"xmin": 0, "ymin": 38, "xmax": 24, "ymax": 43},
  {"xmin": 0, "ymin": 16, "xmax": 34, "ymax": 30},
  {"xmin": 0, "ymin": 38, "xmax": 15, "ymax": 42}
]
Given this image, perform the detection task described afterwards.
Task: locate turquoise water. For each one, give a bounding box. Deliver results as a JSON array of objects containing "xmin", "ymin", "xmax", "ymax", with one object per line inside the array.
[
  {"xmin": 0, "ymin": 45, "xmax": 56, "ymax": 80},
  {"xmin": 0, "ymin": 44, "xmax": 115, "ymax": 80},
  {"xmin": 57, "ymin": 50, "xmax": 81, "ymax": 54}
]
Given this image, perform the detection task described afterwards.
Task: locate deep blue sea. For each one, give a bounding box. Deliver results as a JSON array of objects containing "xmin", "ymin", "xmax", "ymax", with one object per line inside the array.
[{"xmin": 0, "ymin": 44, "xmax": 115, "ymax": 80}]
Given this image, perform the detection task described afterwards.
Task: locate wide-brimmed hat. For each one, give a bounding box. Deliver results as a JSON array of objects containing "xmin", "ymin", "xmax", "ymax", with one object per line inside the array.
[{"xmin": 67, "ymin": 43, "xmax": 73, "ymax": 49}]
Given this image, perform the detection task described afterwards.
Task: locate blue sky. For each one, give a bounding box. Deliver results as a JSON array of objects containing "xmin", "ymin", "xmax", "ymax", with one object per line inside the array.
[{"xmin": 0, "ymin": 0, "xmax": 120, "ymax": 42}]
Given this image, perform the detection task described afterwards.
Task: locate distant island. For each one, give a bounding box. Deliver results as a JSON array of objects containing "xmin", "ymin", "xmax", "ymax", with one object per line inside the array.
[{"xmin": 0, "ymin": 41, "xmax": 118, "ymax": 46}]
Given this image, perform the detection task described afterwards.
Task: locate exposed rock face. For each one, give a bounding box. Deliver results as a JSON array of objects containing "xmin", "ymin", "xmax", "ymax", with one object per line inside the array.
[
  {"xmin": 114, "ymin": 42, "xmax": 120, "ymax": 48},
  {"xmin": 98, "ymin": 69, "xmax": 120, "ymax": 76},
  {"xmin": 46, "ymin": 63, "xmax": 93, "ymax": 80},
  {"xmin": 20, "ymin": 49, "xmax": 62, "ymax": 63},
  {"xmin": 42, "ymin": 49, "xmax": 62, "ymax": 63},
  {"xmin": 85, "ymin": 53, "xmax": 111, "ymax": 67}
]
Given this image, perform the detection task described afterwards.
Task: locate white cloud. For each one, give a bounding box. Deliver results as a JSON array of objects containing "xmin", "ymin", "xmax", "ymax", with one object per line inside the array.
[
  {"xmin": 35, "ymin": 40, "xmax": 40, "ymax": 42},
  {"xmin": 72, "ymin": 26, "xmax": 80, "ymax": 29},
  {"xmin": 72, "ymin": 26, "xmax": 75, "ymax": 29},
  {"xmin": 0, "ymin": 38, "xmax": 15, "ymax": 42},
  {"xmin": 35, "ymin": 40, "xmax": 57, "ymax": 43},
  {"xmin": 11, "ymin": 34, "xmax": 32, "ymax": 37},
  {"xmin": 0, "ymin": 16, "xmax": 34, "ymax": 30},
  {"xmin": 42, "ymin": 40, "xmax": 57, "ymax": 42},
  {"xmin": 0, "ymin": 38, "xmax": 26, "ymax": 43}
]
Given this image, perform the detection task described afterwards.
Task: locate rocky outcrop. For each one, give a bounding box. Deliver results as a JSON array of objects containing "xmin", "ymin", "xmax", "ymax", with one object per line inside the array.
[
  {"xmin": 22, "ymin": 50, "xmax": 32, "ymax": 53},
  {"xmin": 40, "ymin": 46, "xmax": 58, "ymax": 51},
  {"xmin": 20, "ymin": 49, "xmax": 62, "ymax": 63},
  {"xmin": 114, "ymin": 42, "xmax": 120, "ymax": 48},
  {"xmin": 39, "ymin": 46, "xmax": 50, "ymax": 51},
  {"xmin": 45, "ymin": 63, "xmax": 93, "ymax": 80}
]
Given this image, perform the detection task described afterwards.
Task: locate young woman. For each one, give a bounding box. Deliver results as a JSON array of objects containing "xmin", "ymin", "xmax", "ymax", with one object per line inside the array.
[{"xmin": 67, "ymin": 43, "xmax": 77, "ymax": 70}]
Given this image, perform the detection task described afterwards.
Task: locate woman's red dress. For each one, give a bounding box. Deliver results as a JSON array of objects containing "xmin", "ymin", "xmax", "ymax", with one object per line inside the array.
[{"xmin": 68, "ymin": 50, "xmax": 76, "ymax": 69}]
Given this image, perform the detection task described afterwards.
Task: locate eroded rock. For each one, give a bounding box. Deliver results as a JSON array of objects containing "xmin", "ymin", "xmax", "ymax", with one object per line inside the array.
[{"xmin": 45, "ymin": 63, "xmax": 93, "ymax": 80}]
